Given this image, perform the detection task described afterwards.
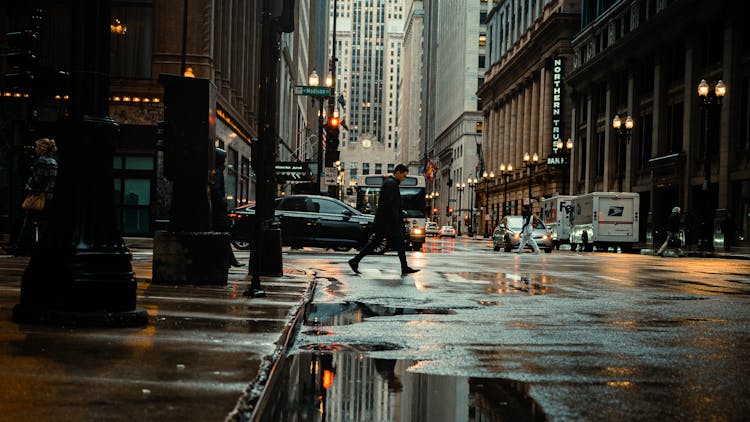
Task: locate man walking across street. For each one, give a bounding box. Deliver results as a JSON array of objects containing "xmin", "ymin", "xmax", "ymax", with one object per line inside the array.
[
  {"xmin": 516, "ymin": 205, "xmax": 540, "ymax": 254},
  {"xmin": 657, "ymin": 206, "xmax": 683, "ymax": 257},
  {"xmin": 348, "ymin": 164, "xmax": 419, "ymax": 276}
]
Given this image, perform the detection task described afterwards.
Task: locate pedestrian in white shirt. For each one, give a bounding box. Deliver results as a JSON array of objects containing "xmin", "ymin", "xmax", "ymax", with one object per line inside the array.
[{"xmin": 516, "ymin": 205, "xmax": 540, "ymax": 254}]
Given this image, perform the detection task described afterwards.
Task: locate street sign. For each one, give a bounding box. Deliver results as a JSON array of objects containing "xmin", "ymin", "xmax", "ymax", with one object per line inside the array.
[
  {"xmin": 275, "ymin": 162, "xmax": 312, "ymax": 181},
  {"xmin": 294, "ymin": 85, "xmax": 331, "ymax": 97},
  {"xmin": 324, "ymin": 167, "xmax": 338, "ymax": 185}
]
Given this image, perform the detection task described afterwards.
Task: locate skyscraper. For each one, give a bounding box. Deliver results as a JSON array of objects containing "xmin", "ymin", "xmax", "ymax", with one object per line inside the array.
[{"xmin": 330, "ymin": 0, "xmax": 405, "ymax": 191}]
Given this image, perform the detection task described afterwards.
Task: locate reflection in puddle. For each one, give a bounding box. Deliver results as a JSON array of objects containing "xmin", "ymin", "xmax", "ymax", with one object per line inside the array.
[
  {"xmin": 255, "ymin": 351, "xmax": 546, "ymax": 421},
  {"xmin": 444, "ymin": 272, "xmax": 556, "ymax": 295},
  {"xmin": 304, "ymin": 302, "xmax": 455, "ymax": 326}
]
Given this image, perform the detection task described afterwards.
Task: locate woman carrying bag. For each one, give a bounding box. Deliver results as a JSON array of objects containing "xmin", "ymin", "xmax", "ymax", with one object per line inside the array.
[{"xmin": 14, "ymin": 138, "xmax": 58, "ymax": 255}]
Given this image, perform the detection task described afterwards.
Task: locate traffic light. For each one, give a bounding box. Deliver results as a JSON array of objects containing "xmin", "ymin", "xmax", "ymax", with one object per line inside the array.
[
  {"xmin": 324, "ymin": 116, "xmax": 341, "ymax": 167},
  {"xmin": 446, "ymin": 206, "xmax": 453, "ymax": 217},
  {"xmin": 433, "ymin": 207, "xmax": 438, "ymax": 214}
]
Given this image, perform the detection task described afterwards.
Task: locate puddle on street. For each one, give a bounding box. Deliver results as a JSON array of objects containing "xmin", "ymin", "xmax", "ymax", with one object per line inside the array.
[
  {"xmin": 304, "ymin": 301, "xmax": 455, "ymax": 326},
  {"xmin": 255, "ymin": 351, "xmax": 546, "ymax": 422}
]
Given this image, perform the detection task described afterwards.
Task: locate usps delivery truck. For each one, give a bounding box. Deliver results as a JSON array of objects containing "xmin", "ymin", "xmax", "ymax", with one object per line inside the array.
[
  {"xmin": 541, "ymin": 195, "xmax": 574, "ymax": 249},
  {"xmin": 569, "ymin": 192, "xmax": 640, "ymax": 252}
]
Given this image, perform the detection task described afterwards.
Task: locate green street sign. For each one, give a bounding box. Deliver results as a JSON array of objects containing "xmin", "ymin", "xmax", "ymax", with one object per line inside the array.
[{"xmin": 294, "ymin": 85, "xmax": 331, "ymax": 97}]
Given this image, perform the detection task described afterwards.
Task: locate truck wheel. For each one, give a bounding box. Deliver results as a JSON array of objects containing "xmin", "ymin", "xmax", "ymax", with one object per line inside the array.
[
  {"xmin": 544, "ymin": 248, "xmax": 552, "ymax": 253},
  {"xmin": 570, "ymin": 242, "xmax": 577, "ymax": 251},
  {"xmin": 493, "ymin": 245, "xmax": 500, "ymax": 252},
  {"xmin": 412, "ymin": 243, "xmax": 423, "ymax": 251}
]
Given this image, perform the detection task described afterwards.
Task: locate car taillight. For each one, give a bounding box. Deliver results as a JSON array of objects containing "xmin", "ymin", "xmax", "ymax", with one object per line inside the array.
[{"xmin": 228, "ymin": 213, "xmax": 240, "ymax": 221}]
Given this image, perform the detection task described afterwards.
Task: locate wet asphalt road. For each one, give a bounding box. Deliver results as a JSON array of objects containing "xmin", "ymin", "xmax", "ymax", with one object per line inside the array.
[{"xmin": 273, "ymin": 237, "xmax": 750, "ymax": 421}]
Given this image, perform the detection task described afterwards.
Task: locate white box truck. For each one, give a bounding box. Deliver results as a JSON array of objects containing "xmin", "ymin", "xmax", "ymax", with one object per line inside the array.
[
  {"xmin": 569, "ymin": 192, "xmax": 640, "ymax": 252},
  {"xmin": 541, "ymin": 195, "xmax": 574, "ymax": 249}
]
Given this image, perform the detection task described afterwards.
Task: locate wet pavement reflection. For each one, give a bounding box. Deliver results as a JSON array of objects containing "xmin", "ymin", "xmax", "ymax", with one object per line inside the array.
[
  {"xmin": 255, "ymin": 351, "xmax": 546, "ymax": 422},
  {"xmin": 304, "ymin": 301, "xmax": 455, "ymax": 326}
]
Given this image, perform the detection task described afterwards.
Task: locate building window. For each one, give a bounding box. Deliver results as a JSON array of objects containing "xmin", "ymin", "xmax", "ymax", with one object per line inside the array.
[
  {"xmin": 350, "ymin": 162, "xmax": 358, "ymax": 179},
  {"xmin": 110, "ymin": 3, "xmax": 154, "ymax": 79},
  {"xmin": 387, "ymin": 163, "xmax": 395, "ymax": 173},
  {"xmin": 363, "ymin": 162, "xmax": 370, "ymax": 175},
  {"xmin": 375, "ymin": 163, "xmax": 382, "ymax": 174},
  {"xmin": 478, "ymin": 55, "xmax": 486, "ymax": 68},
  {"xmin": 479, "ymin": 33, "xmax": 487, "ymax": 46}
]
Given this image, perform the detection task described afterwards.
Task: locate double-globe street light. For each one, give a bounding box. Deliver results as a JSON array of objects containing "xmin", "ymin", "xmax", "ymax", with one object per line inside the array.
[
  {"xmin": 523, "ymin": 152, "xmax": 539, "ymax": 210},
  {"xmin": 427, "ymin": 190, "xmax": 439, "ymax": 221},
  {"xmin": 308, "ymin": 69, "xmax": 333, "ymax": 191},
  {"xmin": 555, "ymin": 139, "xmax": 574, "ymax": 194},
  {"xmin": 456, "ymin": 183, "xmax": 465, "ymax": 236},
  {"xmin": 697, "ymin": 78, "xmax": 727, "ymax": 251},
  {"xmin": 482, "ymin": 171, "xmax": 495, "ymax": 237},
  {"xmin": 611, "ymin": 115, "xmax": 634, "ymax": 192},
  {"xmin": 499, "ymin": 163, "xmax": 513, "ymax": 218},
  {"xmin": 467, "ymin": 177, "xmax": 478, "ymax": 237}
]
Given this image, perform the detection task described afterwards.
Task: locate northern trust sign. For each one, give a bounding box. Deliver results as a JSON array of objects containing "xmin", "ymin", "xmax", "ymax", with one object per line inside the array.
[{"xmin": 548, "ymin": 57, "xmax": 567, "ymax": 168}]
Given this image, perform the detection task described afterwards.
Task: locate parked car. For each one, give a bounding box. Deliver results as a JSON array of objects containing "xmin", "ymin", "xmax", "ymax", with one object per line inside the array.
[
  {"xmin": 492, "ymin": 215, "xmax": 553, "ymax": 253},
  {"xmin": 229, "ymin": 195, "xmax": 375, "ymax": 251},
  {"xmin": 424, "ymin": 221, "xmax": 439, "ymax": 236},
  {"xmin": 438, "ymin": 225, "xmax": 456, "ymax": 238}
]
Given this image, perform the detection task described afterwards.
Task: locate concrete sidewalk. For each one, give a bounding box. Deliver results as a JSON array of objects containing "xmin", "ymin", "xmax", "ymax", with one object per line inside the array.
[{"xmin": 0, "ymin": 241, "xmax": 315, "ymax": 421}]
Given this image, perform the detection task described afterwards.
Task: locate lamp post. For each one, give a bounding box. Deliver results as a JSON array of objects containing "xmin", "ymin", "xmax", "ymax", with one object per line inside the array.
[
  {"xmin": 457, "ymin": 183, "xmax": 465, "ymax": 236},
  {"xmin": 427, "ymin": 191, "xmax": 439, "ymax": 222},
  {"xmin": 482, "ymin": 171, "xmax": 495, "ymax": 237},
  {"xmin": 611, "ymin": 115, "xmax": 634, "ymax": 192},
  {"xmin": 523, "ymin": 152, "xmax": 539, "ymax": 210},
  {"xmin": 499, "ymin": 163, "xmax": 513, "ymax": 218},
  {"xmin": 555, "ymin": 138, "xmax": 574, "ymax": 194},
  {"xmin": 697, "ymin": 78, "xmax": 727, "ymax": 251},
  {"xmin": 309, "ymin": 70, "xmax": 323, "ymax": 191},
  {"xmin": 467, "ymin": 177, "xmax": 477, "ymax": 237}
]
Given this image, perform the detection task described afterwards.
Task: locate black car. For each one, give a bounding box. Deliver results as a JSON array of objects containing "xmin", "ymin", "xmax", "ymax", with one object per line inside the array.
[{"xmin": 229, "ymin": 195, "xmax": 375, "ymax": 252}]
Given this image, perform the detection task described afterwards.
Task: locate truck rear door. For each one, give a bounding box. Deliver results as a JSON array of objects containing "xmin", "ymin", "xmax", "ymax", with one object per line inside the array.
[{"xmin": 597, "ymin": 196, "xmax": 636, "ymax": 238}]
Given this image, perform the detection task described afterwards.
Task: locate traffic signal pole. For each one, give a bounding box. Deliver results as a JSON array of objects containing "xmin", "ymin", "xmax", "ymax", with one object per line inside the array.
[{"xmin": 245, "ymin": 0, "xmax": 294, "ymax": 297}]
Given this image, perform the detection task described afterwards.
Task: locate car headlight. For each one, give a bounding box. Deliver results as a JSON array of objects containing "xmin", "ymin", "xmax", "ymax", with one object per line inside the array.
[
  {"xmin": 542, "ymin": 235, "xmax": 548, "ymax": 240},
  {"xmin": 513, "ymin": 234, "xmax": 520, "ymax": 239},
  {"xmin": 412, "ymin": 228, "xmax": 423, "ymax": 235}
]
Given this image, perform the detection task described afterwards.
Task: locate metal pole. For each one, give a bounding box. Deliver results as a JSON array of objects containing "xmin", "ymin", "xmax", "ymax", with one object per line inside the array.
[
  {"xmin": 503, "ymin": 175, "xmax": 508, "ymax": 217},
  {"xmin": 457, "ymin": 189, "xmax": 463, "ymax": 236},
  {"xmin": 316, "ymin": 99, "xmax": 323, "ymax": 192},
  {"xmin": 617, "ymin": 134, "xmax": 623, "ymax": 192},
  {"xmin": 484, "ymin": 181, "xmax": 489, "ymax": 237}
]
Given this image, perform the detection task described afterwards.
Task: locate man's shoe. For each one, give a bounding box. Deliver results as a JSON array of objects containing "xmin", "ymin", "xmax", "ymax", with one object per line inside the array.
[
  {"xmin": 231, "ymin": 261, "xmax": 246, "ymax": 267},
  {"xmin": 348, "ymin": 259, "xmax": 360, "ymax": 274},
  {"xmin": 401, "ymin": 267, "xmax": 419, "ymax": 276}
]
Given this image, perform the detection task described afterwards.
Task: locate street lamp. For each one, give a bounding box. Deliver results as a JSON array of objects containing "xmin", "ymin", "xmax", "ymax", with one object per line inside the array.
[
  {"xmin": 482, "ymin": 170, "xmax": 495, "ymax": 237},
  {"xmin": 555, "ymin": 138, "xmax": 574, "ymax": 194},
  {"xmin": 427, "ymin": 191, "xmax": 439, "ymax": 221},
  {"xmin": 611, "ymin": 115, "xmax": 634, "ymax": 192},
  {"xmin": 467, "ymin": 177, "xmax": 478, "ymax": 237},
  {"xmin": 309, "ymin": 69, "xmax": 324, "ymax": 192},
  {"xmin": 523, "ymin": 152, "xmax": 539, "ymax": 210},
  {"xmin": 499, "ymin": 163, "xmax": 513, "ymax": 218},
  {"xmin": 456, "ymin": 183, "xmax": 465, "ymax": 236},
  {"xmin": 697, "ymin": 78, "xmax": 727, "ymax": 251}
]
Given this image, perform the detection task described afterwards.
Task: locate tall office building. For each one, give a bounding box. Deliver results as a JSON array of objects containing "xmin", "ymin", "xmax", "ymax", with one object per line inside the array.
[
  {"xmin": 423, "ymin": 0, "xmax": 493, "ymax": 227},
  {"xmin": 329, "ymin": 0, "xmax": 405, "ymax": 193}
]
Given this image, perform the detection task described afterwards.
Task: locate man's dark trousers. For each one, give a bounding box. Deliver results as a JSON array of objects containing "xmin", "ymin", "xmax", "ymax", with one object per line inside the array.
[{"xmin": 352, "ymin": 232, "xmax": 407, "ymax": 269}]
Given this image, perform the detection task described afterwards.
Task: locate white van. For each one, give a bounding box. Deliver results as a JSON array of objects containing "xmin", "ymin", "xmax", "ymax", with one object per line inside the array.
[
  {"xmin": 541, "ymin": 195, "xmax": 574, "ymax": 249},
  {"xmin": 569, "ymin": 192, "xmax": 640, "ymax": 252}
]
